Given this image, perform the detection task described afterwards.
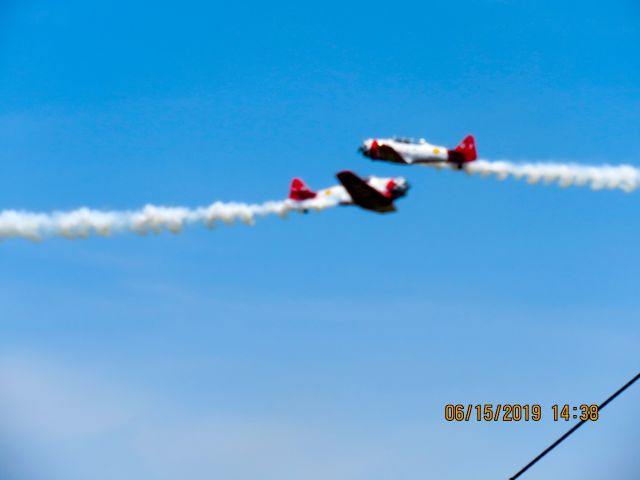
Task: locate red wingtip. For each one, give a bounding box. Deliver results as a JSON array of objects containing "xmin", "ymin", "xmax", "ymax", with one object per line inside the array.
[
  {"xmin": 289, "ymin": 178, "xmax": 317, "ymax": 201},
  {"xmin": 454, "ymin": 134, "xmax": 477, "ymax": 162}
]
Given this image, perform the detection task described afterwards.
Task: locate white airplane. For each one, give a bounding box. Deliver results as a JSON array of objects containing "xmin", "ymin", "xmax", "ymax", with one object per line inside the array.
[
  {"xmin": 289, "ymin": 170, "xmax": 409, "ymax": 214},
  {"xmin": 359, "ymin": 134, "xmax": 477, "ymax": 169}
]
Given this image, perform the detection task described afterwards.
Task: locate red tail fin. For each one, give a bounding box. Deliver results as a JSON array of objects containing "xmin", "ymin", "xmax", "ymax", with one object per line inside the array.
[
  {"xmin": 289, "ymin": 178, "xmax": 317, "ymax": 201},
  {"xmin": 454, "ymin": 134, "xmax": 477, "ymax": 162}
]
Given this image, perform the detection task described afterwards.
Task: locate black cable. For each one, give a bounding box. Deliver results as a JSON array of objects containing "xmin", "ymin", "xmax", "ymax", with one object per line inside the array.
[{"xmin": 509, "ymin": 371, "xmax": 640, "ymax": 480}]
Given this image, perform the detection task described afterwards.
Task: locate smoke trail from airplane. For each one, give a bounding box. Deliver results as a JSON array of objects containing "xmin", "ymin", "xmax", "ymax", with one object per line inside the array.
[
  {"xmin": 0, "ymin": 198, "xmax": 339, "ymax": 241},
  {"xmin": 465, "ymin": 160, "xmax": 640, "ymax": 192}
]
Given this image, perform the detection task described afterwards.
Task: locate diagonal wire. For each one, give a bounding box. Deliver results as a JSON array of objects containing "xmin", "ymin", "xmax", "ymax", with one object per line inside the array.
[{"xmin": 509, "ymin": 371, "xmax": 640, "ymax": 480}]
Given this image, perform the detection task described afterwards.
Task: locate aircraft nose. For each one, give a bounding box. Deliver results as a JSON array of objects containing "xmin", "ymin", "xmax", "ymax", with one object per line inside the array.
[
  {"xmin": 396, "ymin": 179, "xmax": 410, "ymax": 195},
  {"xmin": 359, "ymin": 139, "xmax": 378, "ymax": 157}
]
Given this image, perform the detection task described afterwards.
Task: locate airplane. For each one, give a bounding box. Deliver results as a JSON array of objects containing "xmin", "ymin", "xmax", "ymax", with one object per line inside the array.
[
  {"xmin": 288, "ymin": 170, "xmax": 410, "ymax": 214},
  {"xmin": 359, "ymin": 134, "xmax": 477, "ymax": 169}
]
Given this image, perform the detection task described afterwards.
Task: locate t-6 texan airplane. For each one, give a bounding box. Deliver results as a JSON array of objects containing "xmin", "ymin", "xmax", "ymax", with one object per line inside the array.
[
  {"xmin": 288, "ymin": 170, "xmax": 409, "ymax": 213},
  {"xmin": 359, "ymin": 134, "xmax": 477, "ymax": 169}
]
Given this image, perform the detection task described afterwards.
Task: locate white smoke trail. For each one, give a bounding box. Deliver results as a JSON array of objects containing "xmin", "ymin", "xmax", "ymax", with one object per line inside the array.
[
  {"xmin": 465, "ymin": 160, "xmax": 640, "ymax": 192},
  {"xmin": 0, "ymin": 197, "xmax": 339, "ymax": 241}
]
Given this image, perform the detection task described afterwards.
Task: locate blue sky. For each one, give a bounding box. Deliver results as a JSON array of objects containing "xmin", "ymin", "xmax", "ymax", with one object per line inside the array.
[{"xmin": 1, "ymin": 1, "xmax": 639, "ymax": 479}]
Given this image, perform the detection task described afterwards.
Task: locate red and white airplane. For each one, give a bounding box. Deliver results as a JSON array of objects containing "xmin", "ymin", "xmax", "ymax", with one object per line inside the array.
[
  {"xmin": 359, "ymin": 134, "xmax": 477, "ymax": 169},
  {"xmin": 288, "ymin": 170, "xmax": 409, "ymax": 214}
]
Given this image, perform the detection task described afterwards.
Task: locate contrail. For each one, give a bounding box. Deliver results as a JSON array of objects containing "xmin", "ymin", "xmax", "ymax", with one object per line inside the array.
[
  {"xmin": 0, "ymin": 197, "xmax": 338, "ymax": 241},
  {"xmin": 465, "ymin": 160, "xmax": 640, "ymax": 192}
]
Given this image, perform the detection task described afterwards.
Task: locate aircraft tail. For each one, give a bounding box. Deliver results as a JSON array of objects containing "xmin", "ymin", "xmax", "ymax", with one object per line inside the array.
[
  {"xmin": 289, "ymin": 178, "xmax": 317, "ymax": 201},
  {"xmin": 453, "ymin": 134, "xmax": 477, "ymax": 162}
]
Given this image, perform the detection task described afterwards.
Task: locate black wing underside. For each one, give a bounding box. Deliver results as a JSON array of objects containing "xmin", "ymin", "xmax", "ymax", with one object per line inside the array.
[
  {"xmin": 336, "ymin": 171, "xmax": 396, "ymax": 214},
  {"xmin": 376, "ymin": 145, "xmax": 407, "ymax": 164}
]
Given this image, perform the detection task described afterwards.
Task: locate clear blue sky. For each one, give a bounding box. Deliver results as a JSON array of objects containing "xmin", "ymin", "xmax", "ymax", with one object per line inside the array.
[{"xmin": 1, "ymin": 1, "xmax": 639, "ymax": 479}]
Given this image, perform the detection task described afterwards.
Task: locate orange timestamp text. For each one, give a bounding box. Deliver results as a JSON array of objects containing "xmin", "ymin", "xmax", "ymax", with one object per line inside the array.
[{"xmin": 444, "ymin": 404, "xmax": 599, "ymax": 422}]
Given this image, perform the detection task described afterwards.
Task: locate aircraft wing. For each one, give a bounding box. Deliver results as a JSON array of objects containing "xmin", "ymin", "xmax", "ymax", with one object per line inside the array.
[
  {"xmin": 336, "ymin": 171, "xmax": 396, "ymax": 213},
  {"xmin": 377, "ymin": 144, "xmax": 407, "ymax": 164}
]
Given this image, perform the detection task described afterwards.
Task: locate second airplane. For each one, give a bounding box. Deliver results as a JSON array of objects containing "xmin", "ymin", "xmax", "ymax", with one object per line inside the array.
[{"xmin": 359, "ymin": 134, "xmax": 477, "ymax": 170}]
